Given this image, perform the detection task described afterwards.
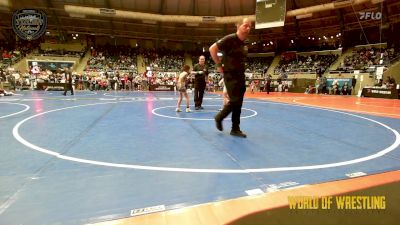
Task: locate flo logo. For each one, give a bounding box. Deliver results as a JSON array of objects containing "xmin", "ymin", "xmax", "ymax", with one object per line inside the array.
[
  {"xmin": 12, "ymin": 9, "xmax": 47, "ymax": 41},
  {"xmin": 359, "ymin": 12, "xmax": 382, "ymax": 20}
]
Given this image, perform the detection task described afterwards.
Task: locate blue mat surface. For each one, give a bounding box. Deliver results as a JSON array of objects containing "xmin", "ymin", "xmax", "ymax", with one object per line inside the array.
[{"xmin": 1, "ymin": 91, "xmax": 400, "ymax": 225}]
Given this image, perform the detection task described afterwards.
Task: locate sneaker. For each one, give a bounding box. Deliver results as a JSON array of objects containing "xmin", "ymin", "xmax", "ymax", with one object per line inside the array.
[
  {"xmin": 195, "ymin": 106, "xmax": 200, "ymax": 110},
  {"xmin": 186, "ymin": 107, "xmax": 191, "ymax": 113},
  {"xmin": 214, "ymin": 116, "xmax": 223, "ymax": 131},
  {"xmin": 230, "ymin": 130, "xmax": 247, "ymax": 138},
  {"xmin": 176, "ymin": 108, "xmax": 182, "ymax": 112},
  {"xmin": 199, "ymin": 106, "xmax": 204, "ymax": 110}
]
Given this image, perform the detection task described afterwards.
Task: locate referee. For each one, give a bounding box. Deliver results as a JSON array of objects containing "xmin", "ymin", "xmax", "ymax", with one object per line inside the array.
[
  {"xmin": 209, "ymin": 18, "xmax": 251, "ymax": 138},
  {"xmin": 62, "ymin": 67, "xmax": 74, "ymax": 96},
  {"xmin": 192, "ymin": 55, "xmax": 209, "ymax": 110}
]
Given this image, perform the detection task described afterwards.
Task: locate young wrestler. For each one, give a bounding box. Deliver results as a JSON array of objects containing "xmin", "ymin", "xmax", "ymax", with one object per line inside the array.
[{"xmin": 176, "ymin": 65, "xmax": 192, "ymax": 112}]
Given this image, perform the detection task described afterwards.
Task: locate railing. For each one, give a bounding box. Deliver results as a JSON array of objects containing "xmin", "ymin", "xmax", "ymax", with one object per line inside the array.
[
  {"xmin": 274, "ymin": 69, "xmax": 318, "ymax": 75},
  {"xmin": 388, "ymin": 54, "xmax": 400, "ymax": 66},
  {"xmin": 31, "ymin": 53, "xmax": 83, "ymax": 58}
]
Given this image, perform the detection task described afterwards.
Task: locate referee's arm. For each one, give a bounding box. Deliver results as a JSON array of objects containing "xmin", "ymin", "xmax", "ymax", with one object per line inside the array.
[{"xmin": 209, "ymin": 43, "xmax": 223, "ymax": 74}]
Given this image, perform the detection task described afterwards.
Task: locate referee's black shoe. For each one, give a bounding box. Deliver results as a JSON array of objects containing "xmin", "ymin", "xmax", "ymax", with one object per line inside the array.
[
  {"xmin": 230, "ymin": 129, "xmax": 247, "ymax": 138},
  {"xmin": 214, "ymin": 116, "xmax": 223, "ymax": 131}
]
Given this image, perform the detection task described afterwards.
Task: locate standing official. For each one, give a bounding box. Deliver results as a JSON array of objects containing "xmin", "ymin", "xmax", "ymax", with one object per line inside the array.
[
  {"xmin": 209, "ymin": 18, "xmax": 251, "ymax": 138},
  {"xmin": 63, "ymin": 67, "xmax": 74, "ymax": 96},
  {"xmin": 264, "ymin": 73, "xmax": 272, "ymax": 94},
  {"xmin": 193, "ymin": 55, "xmax": 209, "ymax": 110}
]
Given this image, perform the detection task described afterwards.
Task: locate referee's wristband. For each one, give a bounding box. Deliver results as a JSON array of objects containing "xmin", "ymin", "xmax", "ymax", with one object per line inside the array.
[{"xmin": 215, "ymin": 63, "xmax": 222, "ymax": 67}]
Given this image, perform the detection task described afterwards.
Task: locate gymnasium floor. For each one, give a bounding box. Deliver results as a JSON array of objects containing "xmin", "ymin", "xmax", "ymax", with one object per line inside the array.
[{"xmin": 0, "ymin": 90, "xmax": 399, "ymax": 225}]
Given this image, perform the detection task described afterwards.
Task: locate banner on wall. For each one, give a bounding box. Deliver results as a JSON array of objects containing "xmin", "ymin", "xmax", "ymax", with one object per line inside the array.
[
  {"xmin": 27, "ymin": 60, "xmax": 75, "ymax": 72},
  {"xmin": 326, "ymin": 78, "xmax": 352, "ymax": 87}
]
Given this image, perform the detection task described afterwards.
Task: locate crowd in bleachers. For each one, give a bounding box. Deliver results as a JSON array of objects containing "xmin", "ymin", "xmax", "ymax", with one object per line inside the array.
[
  {"xmin": 337, "ymin": 47, "xmax": 399, "ymax": 72},
  {"xmin": 245, "ymin": 57, "xmax": 273, "ymax": 74},
  {"xmin": 86, "ymin": 45, "xmax": 138, "ymax": 73},
  {"xmin": 74, "ymin": 73, "xmax": 152, "ymax": 91},
  {"xmin": 274, "ymin": 54, "xmax": 338, "ymax": 74},
  {"xmin": 1, "ymin": 38, "xmax": 399, "ymax": 96},
  {"xmin": 0, "ymin": 68, "xmax": 152, "ymax": 92},
  {"xmin": 1, "ymin": 40, "xmax": 40, "ymax": 69},
  {"xmin": 142, "ymin": 48, "xmax": 184, "ymax": 72},
  {"xmin": 189, "ymin": 54, "xmax": 272, "ymax": 74}
]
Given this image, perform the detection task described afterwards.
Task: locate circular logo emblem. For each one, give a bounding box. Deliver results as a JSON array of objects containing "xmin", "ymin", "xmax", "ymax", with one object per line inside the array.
[{"xmin": 12, "ymin": 9, "xmax": 47, "ymax": 41}]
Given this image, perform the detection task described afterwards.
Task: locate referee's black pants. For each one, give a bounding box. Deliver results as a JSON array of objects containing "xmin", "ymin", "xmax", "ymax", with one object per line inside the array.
[
  {"xmin": 215, "ymin": 73, "xmax": 246, "ymax": 131},
  {"xmin": 194, "ymin": 80, "xmax": 206, "ymax": 107},
  {"xmin": 63, "ymin": 83, "xmax": 74, "ymax": 95}
]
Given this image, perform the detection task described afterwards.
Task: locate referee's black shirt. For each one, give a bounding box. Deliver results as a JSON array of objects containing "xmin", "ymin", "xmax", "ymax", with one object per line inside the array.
[{"xmin": 216, "ymin": 33, "xmax": 247, "ymax": 74}]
